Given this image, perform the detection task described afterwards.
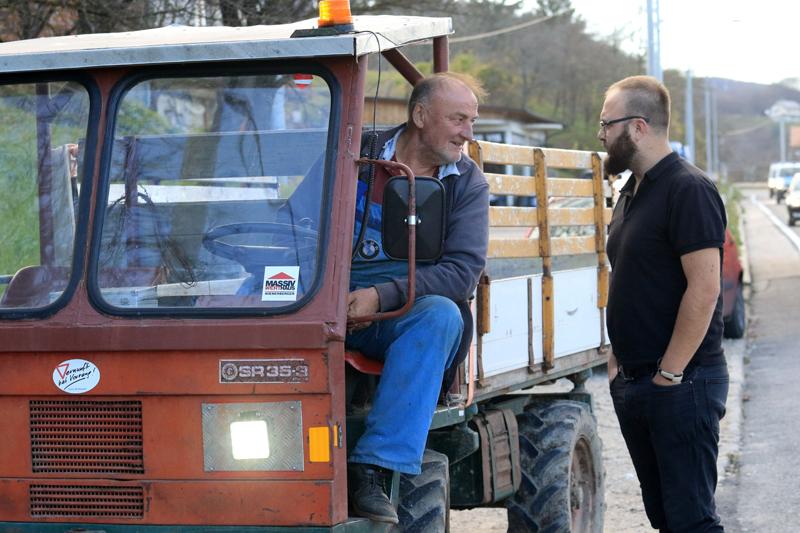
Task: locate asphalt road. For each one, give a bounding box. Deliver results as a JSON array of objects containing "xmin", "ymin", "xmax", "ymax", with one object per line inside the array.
[{"xmin": 716, "ymin": 187, "xmax": 800, "ymax": 532}]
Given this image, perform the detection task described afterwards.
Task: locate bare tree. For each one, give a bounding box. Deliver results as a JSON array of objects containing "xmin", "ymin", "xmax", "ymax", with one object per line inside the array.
[{"xmin": 0, "ymin": 0, "xmax": 70, "ymax": 41}]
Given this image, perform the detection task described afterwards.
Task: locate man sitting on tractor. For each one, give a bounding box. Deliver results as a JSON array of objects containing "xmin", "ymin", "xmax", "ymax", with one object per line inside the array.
[{"xmin": 344, "ymin": 73, "xmax": 489, "ymax": 523}]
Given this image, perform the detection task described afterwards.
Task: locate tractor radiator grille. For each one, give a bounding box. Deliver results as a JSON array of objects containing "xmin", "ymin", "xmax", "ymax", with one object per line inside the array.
[
  {"xmin": 30, "ymin": 484, "xmax": 145, "ymax": 518},
  {"xmin": 30, "ymin": 400, "xmax": 144, "ymax": 474}
]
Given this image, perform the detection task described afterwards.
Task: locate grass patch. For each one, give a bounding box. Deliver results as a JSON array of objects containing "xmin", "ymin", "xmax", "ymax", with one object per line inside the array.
[{"xmin": 719, "ymin": 182, "xmax": 743, "ymax": 246}]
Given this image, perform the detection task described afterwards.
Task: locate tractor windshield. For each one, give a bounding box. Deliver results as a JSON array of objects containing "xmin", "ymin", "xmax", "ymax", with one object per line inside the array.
[{"xmin": 93, "ymin": 71, "xmax": 333, "ymax": 313}]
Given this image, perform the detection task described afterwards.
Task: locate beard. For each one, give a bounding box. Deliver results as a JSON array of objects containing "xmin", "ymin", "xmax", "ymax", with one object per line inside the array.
[{"xmin": 604, "ymin": 128, "xmax": 637, "ymax": 176}]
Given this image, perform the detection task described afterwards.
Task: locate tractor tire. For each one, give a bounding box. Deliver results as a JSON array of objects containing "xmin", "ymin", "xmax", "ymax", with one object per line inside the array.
[
  {"xmin": 723, "ymin": 283, "xmax": 746, "ymax": 339},
  {"xmin": 507, "ymin": 400, "xmax": 604, "ymax": 533},
  {"xmin": 392, "ymin": 449, "xmax": 450, "ymax": 533}
]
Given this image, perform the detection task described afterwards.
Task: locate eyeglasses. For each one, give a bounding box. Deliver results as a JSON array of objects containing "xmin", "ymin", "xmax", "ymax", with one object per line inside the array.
[{"xmin": 599, "ymin": 115, "xmax": 649, "ymax": 131}]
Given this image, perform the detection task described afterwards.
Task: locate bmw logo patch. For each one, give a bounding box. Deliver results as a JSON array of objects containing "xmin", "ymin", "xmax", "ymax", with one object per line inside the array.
[{"xmin": 359, "ymin": 239, "xmax": 380, "ymax": 259}]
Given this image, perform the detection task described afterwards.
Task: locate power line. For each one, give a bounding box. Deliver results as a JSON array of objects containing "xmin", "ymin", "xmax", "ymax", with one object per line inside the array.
[
  {"xmin": 449, "ymin": 11, "xmax": 567, "ymax": 44},
  {"xmin": 721, "ymin": 121, "xmax": 772, "ymax": 137}
]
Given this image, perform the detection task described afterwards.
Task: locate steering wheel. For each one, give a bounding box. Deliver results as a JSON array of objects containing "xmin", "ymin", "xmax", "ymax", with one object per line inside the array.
[{"xmin": 202, "ymin": 222, "xmax": 318, "ymax": 272}]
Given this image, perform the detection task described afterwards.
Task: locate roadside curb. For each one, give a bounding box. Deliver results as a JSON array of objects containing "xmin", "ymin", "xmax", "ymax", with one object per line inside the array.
[
  {"xmin": 717, "ymin": 192, "xmax": 753, "ymax": 483},
  {"xmin": 717, "ymin": 336, "xmax": 744, "ymax": 482},
  {"xmin": 716, "ymin": 192, "xmax": 751, "ymax": 482}
]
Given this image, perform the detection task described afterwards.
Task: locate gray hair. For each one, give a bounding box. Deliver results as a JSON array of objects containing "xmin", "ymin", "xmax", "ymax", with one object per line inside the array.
[{"xmin": 407, "ymin": 72, "xmax": 486, "ymax": 121}]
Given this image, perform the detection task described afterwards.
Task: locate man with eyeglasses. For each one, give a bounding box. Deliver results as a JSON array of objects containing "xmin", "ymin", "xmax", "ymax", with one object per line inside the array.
[{"xmin": 599, "ymin": 75, "xmax": 729, "ymax": 532}]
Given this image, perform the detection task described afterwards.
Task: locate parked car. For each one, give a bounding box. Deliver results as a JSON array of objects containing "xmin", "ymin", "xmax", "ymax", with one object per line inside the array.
[
  {"xmin": 785, "ymin": 173, "xmax": 800, "ymax": 226},
  {"xmin": 767, "ymin": 162, "xmax": 800, "ymax": 203},
  {"xmin": 722, "ymin": 227, "xmax": 746, "ymax": 338}
]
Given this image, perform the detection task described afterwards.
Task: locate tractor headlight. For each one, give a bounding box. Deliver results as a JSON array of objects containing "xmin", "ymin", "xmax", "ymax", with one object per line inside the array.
[
  {"xmin": 202, "ymin": 401, "xmax": 303, "ymax": 472},
  {"xmin": 230, "ymin": 418, "xmax": 270, "ymax": 460}
]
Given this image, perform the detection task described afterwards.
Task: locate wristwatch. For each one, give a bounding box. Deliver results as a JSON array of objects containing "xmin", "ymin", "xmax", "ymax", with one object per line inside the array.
[{"xmin": 657, "ymin": 367, "xmax": 683, "ymax": 383}]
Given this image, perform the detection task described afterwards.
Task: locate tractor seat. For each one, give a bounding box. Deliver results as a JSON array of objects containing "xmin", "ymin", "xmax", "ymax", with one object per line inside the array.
[
  {"xmin": 345, "ymin": 350, "xmax": 384, "ymax": 375},
  {"xmin": 0, "ymin": 265, "xmax": 69, "ymax": 308}
]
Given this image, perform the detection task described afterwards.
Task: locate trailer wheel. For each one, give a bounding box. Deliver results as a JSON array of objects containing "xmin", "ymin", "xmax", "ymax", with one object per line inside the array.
[
  {"xmin": 392, "ymin": 449, "xmax": 450, "ymax": 533},
  {"xmin": 507, "ymin": 400, "xmax": 604, "ymax": 533}
]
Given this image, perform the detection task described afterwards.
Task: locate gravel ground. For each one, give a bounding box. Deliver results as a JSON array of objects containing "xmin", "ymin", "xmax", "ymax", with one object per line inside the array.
[
  {"xmin": 449, "ymin": 369, "xmax": 649, "ymax": 533},
  {"xmin": 450, "ymin": 339, "xmax": 744, "ymax": 532}
]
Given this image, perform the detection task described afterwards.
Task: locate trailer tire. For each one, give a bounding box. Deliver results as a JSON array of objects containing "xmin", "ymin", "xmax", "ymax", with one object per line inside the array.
[
  {"xmin": 392, "ymin": 449, "xmax": 450, "ymax": 533},
  {"xmin": 507, "ymin": 400, "xmax": 604, "ymax": 533}
]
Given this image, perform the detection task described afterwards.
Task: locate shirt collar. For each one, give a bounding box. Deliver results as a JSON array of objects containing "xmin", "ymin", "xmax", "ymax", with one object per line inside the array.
[
  {"xmin": 619, "ymin": 151, "xmax": 681, "ymax": 197},
  {"xmin": 644, "ymin": 151, "xmax": 681, "ymax": 182},
  {"xmin": 380, "ymin": 126, "xmax": 461, "ymax": 179}
]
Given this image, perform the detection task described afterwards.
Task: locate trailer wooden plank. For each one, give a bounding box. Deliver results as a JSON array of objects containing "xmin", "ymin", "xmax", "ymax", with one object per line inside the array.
[
  {"xmin": 489, "ymin": 206, "xmax": 538, "ymax": 227},
  {"xmin": 538, "ymin": 147, "xmax": 594, "ymax": 169},
  {"xmin": 488, "ymin": 238, "xmax": 540, "ymax": 258},
  {"xmin": 548, "ymin": 178, "xmax": 594, "ymax": 197},
  {"xmin": 485, "ymin": 173, "xmax": 537, "ymax": 196},
  {"xmin": 551, "ymin": 235, "xmax": 596, "ymax": 256}
]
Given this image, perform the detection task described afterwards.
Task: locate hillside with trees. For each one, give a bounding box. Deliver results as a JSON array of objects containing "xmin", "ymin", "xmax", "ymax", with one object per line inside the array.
[{"xmin": 0, "ymin": 0, "xmax": 794, "ymax": 181}]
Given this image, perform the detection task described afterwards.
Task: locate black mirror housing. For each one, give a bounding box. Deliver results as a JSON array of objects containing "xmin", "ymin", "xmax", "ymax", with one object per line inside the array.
[{"xmin": 382, "ymin": 176, "xmax": 446, "ymax": 262}]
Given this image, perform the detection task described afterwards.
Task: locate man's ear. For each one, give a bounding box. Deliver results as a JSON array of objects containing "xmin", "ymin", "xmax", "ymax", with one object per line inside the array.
[
  {"xmin": 412, "ymin": 103, "xmax": 426, "ymax": 128},
  {"xmin": 632, "ymin": 119, "xmax": 649, "ymax": 141}
]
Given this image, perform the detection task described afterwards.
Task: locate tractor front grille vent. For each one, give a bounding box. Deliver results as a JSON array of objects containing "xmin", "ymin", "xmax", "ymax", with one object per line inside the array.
[
  {"xmin": 30, "ymin": 400, "xmax": 144, "ymax": 474},
  {"xmin": 30, "ymin": 484, "xmax": 144, "ymax": 518}
]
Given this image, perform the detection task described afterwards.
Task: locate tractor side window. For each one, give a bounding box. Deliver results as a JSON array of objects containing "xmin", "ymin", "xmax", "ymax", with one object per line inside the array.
[
  {"xmin": 95, "ymin": 72, "xmax": 331, "ymax": 312},
  {"xmin": 0, "ymin": 81, "xmax": 89, "ymax": 310}
]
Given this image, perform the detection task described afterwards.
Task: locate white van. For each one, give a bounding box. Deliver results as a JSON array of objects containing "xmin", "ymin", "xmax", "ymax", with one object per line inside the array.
[{"xmin": 767, "ymin": 162, "xmax": 800, "ymax": 202}]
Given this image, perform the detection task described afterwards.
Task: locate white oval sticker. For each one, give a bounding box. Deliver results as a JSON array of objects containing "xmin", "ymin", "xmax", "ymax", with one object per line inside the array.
[{"xmin": 53, "ymin": 359, "xmax": 101, "ymax": 394}]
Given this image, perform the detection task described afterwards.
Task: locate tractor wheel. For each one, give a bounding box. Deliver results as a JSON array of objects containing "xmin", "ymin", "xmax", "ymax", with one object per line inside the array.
[
  {"xmin": 392, "ymin": 449, "xmax": 450, "ymax": 533},
  {"xmin": 507, "ymin": 400, "xmax": 604, "ymax": 533}
]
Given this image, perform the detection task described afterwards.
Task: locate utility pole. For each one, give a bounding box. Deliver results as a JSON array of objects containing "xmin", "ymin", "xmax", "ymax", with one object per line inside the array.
[
  {"xmin": 646, "ymin": 0, "xmax": 662, "ymax": 81},
  {"xmin": 712, "ymin": 88, "xmax": 719, "ymax": 177},
  {"xmin": 704, "ymin": 79, "xmax": 713, "ymax": 175},
  {"xmin": 686, "ymin": 70, "xmax": 695, "ymax": 163}
]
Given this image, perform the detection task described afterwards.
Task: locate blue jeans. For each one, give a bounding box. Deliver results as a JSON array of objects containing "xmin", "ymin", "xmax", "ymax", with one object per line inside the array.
[
  {"xmin": 610, "ymin": 362, "xmax": 729, "ymax": 532},
  {"xmin": 346, "ymin": 295, "xmax": 463, "ymax": 475}
]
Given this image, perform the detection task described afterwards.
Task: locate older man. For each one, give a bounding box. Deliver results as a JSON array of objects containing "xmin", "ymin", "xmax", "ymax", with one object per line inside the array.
[
  {"xmin": 600, "ymin": 75, "xmax": 728, "ymax": 532},
  {"xmin": 346, "ymin": 73, "xmax": 489, "ymax": 523}
]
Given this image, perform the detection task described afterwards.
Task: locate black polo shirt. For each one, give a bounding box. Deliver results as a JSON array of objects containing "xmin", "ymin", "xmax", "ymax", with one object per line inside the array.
[{"xmin": 606, "ymin": 152, "xmax": 727, "ymax": 367}]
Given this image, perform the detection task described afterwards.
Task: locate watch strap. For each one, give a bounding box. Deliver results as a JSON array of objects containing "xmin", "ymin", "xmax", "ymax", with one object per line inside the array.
[{"xmin": 658, "ymin": 367, "xmax": 683, "ymax": 383}]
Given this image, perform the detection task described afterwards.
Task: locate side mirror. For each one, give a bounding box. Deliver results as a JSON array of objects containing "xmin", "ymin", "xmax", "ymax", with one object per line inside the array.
[{"xmin": 382, "ymin": 176, "xmax": 446, "ymax": 262}]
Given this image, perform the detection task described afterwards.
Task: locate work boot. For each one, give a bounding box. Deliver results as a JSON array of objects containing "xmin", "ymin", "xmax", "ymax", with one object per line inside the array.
[{"xmin": 347, "ymin": 463, "xmax": 399, "ymax": 524}]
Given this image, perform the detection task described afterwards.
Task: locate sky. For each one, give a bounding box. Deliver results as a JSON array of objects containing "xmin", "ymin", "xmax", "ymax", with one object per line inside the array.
[{"xmin": 565, "ymin": 0, "xmax": 797, "ymax": 85}]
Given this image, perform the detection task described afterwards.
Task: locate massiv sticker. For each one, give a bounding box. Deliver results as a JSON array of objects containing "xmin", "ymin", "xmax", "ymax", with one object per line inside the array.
[
  {"xmin": 53, "ymin": 359, "xmax": 101, "ymax": 394},
  {"xmin": 262, "ymin": 266, "xmax": 300, "ymax": 301}
]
